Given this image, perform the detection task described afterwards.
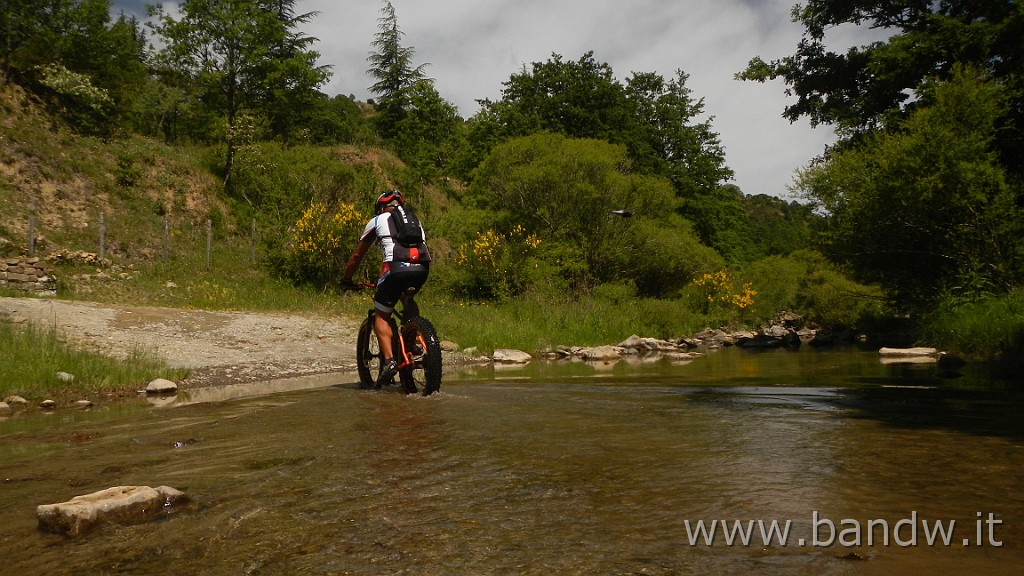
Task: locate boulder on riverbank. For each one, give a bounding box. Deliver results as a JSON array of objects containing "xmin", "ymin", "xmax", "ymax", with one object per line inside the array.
[
  {"xmin": 37, "ymin": 485, "xmax": 191, "ymax": 537},
  {"xmin": 492, "ymin": 349, "xmax": 533, "ymax": 364}
]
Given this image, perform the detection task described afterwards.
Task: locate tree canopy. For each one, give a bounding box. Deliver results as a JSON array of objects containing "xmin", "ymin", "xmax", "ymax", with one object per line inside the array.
[
  {"xmin": 738, "ymin": 0, "xmax": 1024, "ymax": 170},
  {"xmin": 472, "ymin": 52, "xmax": 733, "ymax": 198},
  {"xmin": 366, "ymin": 0, "xmax": 430, "ymax": 139},
  {"xmin": 796, "ymin": 66, "xmax": 1022, "ymax": 308},
  {"xmin": 149, "ymin": 0, "xmax": 331, "ymax": 190}
]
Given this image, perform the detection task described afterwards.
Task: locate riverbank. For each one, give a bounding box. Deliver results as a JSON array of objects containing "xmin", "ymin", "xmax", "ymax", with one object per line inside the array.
[
  {"xmin": 0, "ymin": 296, "xmax": 363, "ymax": 394},
  {"xmin": 0, "ymin": 295, "xmax": 496, "ymax": 403}
]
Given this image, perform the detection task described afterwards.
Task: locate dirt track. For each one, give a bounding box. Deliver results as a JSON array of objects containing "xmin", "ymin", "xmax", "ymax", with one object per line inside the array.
[{"xmin": 0, "ymin": 296, "xmax": 365, "ymax": 387}]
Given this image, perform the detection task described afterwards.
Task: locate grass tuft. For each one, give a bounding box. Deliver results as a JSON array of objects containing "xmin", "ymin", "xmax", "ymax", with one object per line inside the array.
[{"xmin": 0, "ymin": 319, "xmax": 187, "ymax": 401}]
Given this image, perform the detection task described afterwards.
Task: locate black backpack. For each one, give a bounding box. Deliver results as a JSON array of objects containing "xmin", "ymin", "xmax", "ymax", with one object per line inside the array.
[{"xmin": 389, "ymin": 205, "xmax": 425, "ymax": 247}]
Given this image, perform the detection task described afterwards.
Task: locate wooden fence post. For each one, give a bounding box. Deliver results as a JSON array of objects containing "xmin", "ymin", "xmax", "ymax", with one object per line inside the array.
[
  {"xmin": 28, "ymin": 198, "xmax": 36, "ymax": 257},
  {"xmin": 98, "ymin": 212, "xmax": 105, "ymax": 261},
  {"xmin": 205, "ymin": 218, "xmax": 212, "ymax": 271},
  {"xmin": 163, "ymin": 215, "xmax": 169, "ymax": 262}
]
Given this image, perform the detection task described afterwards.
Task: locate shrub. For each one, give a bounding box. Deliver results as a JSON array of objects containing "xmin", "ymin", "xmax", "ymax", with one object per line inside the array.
[
  {"xmin": 743, "ymin": 250, "xmax": 889, "ymax": 329},
  {"xmin": 678, "ymin": 269, "xmax": 759, "ymax": 327},
  {"xmin": 920, "ymin": 288, "xmax": 1024, "ymax": 364},
  {"xmin": 278, "ymin": 201, "xmax": 364, "ymax": 287},
  {"xmin": 450, "ymin": 224, "xmax": 541, "ymax": 299}
]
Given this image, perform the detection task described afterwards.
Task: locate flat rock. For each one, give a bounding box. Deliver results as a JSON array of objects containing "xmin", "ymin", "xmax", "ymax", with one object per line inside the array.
[
  {"xmin": 579, "ymin": 345, "xmax": 623, "ymax": 361},
  {"xmin": 878, "ymin": 347, "xmax": 938, "ymax": 357},
  {"xmin": 492, "ymin": 349, "xmax": 533, "ymax": 364},
  {"xmin": 37, "ymin": 485, "xmax": 190, "ymax": 537}
]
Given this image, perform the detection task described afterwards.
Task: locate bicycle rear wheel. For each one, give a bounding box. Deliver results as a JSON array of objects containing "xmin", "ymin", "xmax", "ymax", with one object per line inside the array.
[{"xmin": 398, "ymin": 315, "xmax": 442, "ymax": 395}]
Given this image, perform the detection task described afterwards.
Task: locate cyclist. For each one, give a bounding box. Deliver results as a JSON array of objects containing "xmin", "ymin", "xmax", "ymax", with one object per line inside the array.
[{"xmin": 341, "ymin": 190, "xmax": 431, "ymax": 385}]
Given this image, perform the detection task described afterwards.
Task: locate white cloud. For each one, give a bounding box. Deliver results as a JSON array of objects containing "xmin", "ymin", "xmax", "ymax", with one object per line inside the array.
[{"xmin": 116, "ymin": 0, "xmax": 885, "ymax": 199}]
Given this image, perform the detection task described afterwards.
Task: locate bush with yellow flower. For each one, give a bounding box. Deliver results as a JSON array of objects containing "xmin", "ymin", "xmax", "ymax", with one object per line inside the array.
[
  {"xmin": 452, "ymin": 224, "xmax": 541, "ymax": 299},
  {"xmin": 280, "ymin": 201, "xmax": 364, "ymax": 286},
  {"xmin": 691, "ymin": 270, "xmax": 757, "ymax": 316}
]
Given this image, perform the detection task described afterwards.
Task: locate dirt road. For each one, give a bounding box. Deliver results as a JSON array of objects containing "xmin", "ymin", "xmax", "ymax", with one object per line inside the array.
[{"xmin": 0, "ymin": 296, "xmax": 364, "ymax": 387}]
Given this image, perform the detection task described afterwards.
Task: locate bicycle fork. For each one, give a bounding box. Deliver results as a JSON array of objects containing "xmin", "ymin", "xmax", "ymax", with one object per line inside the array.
[{"xmin": 393, "ymin": 324, "xmax": 427, "ymax": 371}]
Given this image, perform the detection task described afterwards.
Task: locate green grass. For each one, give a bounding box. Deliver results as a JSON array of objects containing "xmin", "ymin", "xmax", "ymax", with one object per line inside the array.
[
  {"xmin": 920, "ymin": 288, "xmax": 1024, "ymax": 366},
  {"xmin": 426, "ymin": 292, "xmax": 723, "ymax": 355},
  {"xmin": 0, "ymin": 319, "xmax": 188, "ymax": 401}
]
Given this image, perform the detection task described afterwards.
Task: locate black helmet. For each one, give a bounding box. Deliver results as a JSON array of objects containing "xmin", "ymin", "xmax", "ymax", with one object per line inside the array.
[{"xmin": 374, "ymin": 189, "xmax": 404, "ymax": 214}]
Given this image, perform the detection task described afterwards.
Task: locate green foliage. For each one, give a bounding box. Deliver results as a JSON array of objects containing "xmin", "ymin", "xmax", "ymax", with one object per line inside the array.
[
  {"xmin": 623, "ymin": 214, "xmax": 725, "ymax": 296},
  {"xmin": 471, "ymin": 52, "xmax": 732, "ymax": 198},
  {"xmin": 366, "ymin": 0, "xmax": 430, "ymax": 139},
  {"xmin": 303, "ymin": 94, "xmax": 374, "ymax": 145},
  {"xmin": 738, "ymin": 193, "xmax": 817, "ymax": 260},
  {"xmin": 466, "ymin": 133, "xmax": 719, "ymax": 296},
  {"xmin": 738, "ymin": 1, "xmax": 1023, "ymax": 130},
  {"xmin": 920, "ymin": 288, "xmax": 1024, "ymax": 367},
  {"xmin": 1, "ymin": 0, "xmax": 150, "ymax": 134},
  {"xmin": 390, "ymin": 80, "xmax": 465, "ymax": 179},
  {"xmin": 743, "ymin": 250, "xmax": 889, "ymax": 329},
  {"xmin": 738, "ymin": 0, "xmax": 1024, "ymax": 175},
  {"xmin": 0, "ymin": 319, "xmax": 186, "ymax": 400},
  {"xmin": 276, "ymin": 201, "xmax": 365, "ymax": 287},
  {"xmin": 149, "ymin": 0, "xmax": 331, "ymax": 180},
  {"xmin": 447, "ymin": 225, "xmax": 542, "ymax": 299},
  {"xmin": 687, "ymin": 270, "xmax": 757, "ymax": 313},
  {"xmin": 795, "ymin": 67, "xmax": 1022, "ymax": 310}
]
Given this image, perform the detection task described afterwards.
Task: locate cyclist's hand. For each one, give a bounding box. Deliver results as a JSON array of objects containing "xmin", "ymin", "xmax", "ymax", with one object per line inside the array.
[{"xmin": 339, "ymin": 278, "xmax": 360, "ymax": 292}]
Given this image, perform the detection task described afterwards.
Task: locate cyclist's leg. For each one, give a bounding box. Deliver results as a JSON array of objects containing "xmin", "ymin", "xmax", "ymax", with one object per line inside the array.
[
  {"xmin": 373, "ymin": 309, "xmax": 395, "ymax": 361},
  {"xmin": 398, "ymin": 268, "xmax": 429, "ymax": 318}
]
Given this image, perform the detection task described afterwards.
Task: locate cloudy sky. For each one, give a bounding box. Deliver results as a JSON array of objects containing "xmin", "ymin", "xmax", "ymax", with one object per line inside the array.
[{"xmin": 114, "ymin": 0, "xmax": 883, "ymax": 200}]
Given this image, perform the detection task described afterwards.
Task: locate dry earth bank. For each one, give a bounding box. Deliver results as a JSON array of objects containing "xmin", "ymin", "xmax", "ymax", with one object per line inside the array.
[{"xmin": 1, "ymin": 296, "xmax": 367, "ymax": 388}]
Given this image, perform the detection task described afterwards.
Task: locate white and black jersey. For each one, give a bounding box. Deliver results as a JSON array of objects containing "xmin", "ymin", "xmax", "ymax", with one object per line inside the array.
[{"xmin": 358, "ymin": 212, "xmax": 431, "ymax": 265}]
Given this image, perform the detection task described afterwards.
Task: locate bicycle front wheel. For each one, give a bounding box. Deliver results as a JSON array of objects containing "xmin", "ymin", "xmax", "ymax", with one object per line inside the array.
[
  {"xmin": 355, "ymin": 314, "xmax": 381, "ymax": 389},
  {"xmin": 398, "ymin": 315, "xmax": 442, "ymax": 395}
]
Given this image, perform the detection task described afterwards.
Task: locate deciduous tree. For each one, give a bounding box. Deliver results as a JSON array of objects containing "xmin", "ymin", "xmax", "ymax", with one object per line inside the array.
[
  {"xmin": 795, "ymin": 67, "xmax": 1022, "ymax": 309},
  {"xmin": 738, "ymin": 0, "xmax": 1024, "ymax": 171},
  {"xmin": 150, "ymin": 0, "xmax": 329, "ymax": 192}
]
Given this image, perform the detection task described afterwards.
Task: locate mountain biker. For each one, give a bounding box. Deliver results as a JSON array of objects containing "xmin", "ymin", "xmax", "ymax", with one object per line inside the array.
[{"xmin": 340, "ymin": 190, "xmax": 431, "ymax": 385}]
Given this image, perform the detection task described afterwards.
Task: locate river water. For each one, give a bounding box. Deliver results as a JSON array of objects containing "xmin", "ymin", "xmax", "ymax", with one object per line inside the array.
[{"xmin": 2, "ymin": 346, "xmax": 1022, "ymax": 575}]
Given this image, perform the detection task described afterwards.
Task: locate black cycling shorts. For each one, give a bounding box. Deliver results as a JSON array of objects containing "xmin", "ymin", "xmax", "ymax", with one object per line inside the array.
[{"xmin": 375, "ymin": 262, "xmax": 429, "ymax": 313}]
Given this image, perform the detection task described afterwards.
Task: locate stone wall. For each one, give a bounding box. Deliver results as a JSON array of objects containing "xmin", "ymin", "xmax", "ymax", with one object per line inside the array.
[{"xmin": 1, "ymin": 257, "xmax": 57, "ymax": 296}]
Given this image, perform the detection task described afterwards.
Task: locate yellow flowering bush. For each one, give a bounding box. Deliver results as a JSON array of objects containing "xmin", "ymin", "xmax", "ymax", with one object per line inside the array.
[
  {"xmin": 283, "ymin": 202, "xmax": 364, "ymax": 285},
  {"xmin": 453, "ymin": 224, "xmax": 541, "ymax": 299},
  {"xmin": 693, "ymin": 270, "xmax": 757, "ymax": 312}
]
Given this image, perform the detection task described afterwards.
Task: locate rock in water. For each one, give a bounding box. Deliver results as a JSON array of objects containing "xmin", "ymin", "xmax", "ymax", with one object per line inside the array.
[
  {"xmin": 37, "ymin": 485, "xmax": 190, "ymax": 537},
  {"xmin": 145, "ymin": 378, "xmax": 178, "ymax": 395}
]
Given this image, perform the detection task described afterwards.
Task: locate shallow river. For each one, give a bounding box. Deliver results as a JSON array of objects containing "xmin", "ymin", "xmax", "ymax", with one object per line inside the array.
[{"xmin": 2, "ymin": 346, "xmax": 1023, "ymax": 575}]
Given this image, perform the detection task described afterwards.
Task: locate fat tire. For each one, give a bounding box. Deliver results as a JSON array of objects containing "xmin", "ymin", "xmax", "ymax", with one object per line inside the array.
[
  {"xmin": 355, "ymin": 314, "xmax": 379, "ymax": 389},
  {"xmin": 398, "ymin": 315, "xmax": 442, "ymax": 395}
]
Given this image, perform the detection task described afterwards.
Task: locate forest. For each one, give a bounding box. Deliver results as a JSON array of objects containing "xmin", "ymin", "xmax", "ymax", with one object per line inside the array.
[{"xmin": 1, "ymin": 0, "xmax": 1022, "ymax": 368}]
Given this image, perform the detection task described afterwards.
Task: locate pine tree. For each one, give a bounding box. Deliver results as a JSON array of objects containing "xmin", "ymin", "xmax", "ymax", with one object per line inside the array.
[{"xmin": 366, "ymin": 0, "xmax": 429, "ymax": 139}]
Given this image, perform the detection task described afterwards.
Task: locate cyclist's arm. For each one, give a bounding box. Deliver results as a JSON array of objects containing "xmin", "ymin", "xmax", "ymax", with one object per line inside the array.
[{"xmin": 342, "ymin": 239, "xmax": 372, "ymax": 283}]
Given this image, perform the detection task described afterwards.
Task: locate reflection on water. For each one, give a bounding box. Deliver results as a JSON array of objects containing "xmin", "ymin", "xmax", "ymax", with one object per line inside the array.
[{"xmin": 1, "ymin": 347, "xmax": 1022, "ymax": 575}]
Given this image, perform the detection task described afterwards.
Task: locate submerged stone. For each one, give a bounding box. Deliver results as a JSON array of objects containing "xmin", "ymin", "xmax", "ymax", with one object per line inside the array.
[{"xmin": 37, "ymin": 485, "xmax": 190, "ymax": 537}]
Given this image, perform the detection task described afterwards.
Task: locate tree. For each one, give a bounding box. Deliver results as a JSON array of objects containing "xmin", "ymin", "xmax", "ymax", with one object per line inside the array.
[
  {"xmin": 738, "ymin": 0, "xmax": 1024, "ymax": 172},
  {"xmin": 466, "ymin": 133, "xmax": 721, "ymax": 294},
  {"xmin": 250, "ymin": 1, "xmax": 332, "ymax": 146},
  {"xmin": 390, "ymin": 80, "xmax": 465, "ymax": 179},
  {"xmin": 795, "ymin": 67, "xmax": 1022, "ymax": 310},
  {"xmin": 150, "ymin": 0, "xmax": 329, "ymax": 192},
  {"xmin": 1, "ymin": 0, "xmax": 149, "ymax": 133},
  {"xmin": 623, "ymin": 70, "xmax": 732, "ymax": 197},
  {"xmin": 472, "ymin": 52, "xmax": 732, "ymax": 199},
  {"xmin": 366, "ymin": 0, "xmax": 429, "ymax": 139}
]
